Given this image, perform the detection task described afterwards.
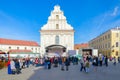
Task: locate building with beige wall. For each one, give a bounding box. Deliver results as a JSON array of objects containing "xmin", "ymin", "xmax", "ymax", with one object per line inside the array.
[{"xmin": 89, "ymin": 27, "xmax": 120, "ymax": 57}]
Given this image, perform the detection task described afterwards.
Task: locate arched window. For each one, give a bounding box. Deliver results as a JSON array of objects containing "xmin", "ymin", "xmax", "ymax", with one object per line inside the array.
[
  {"xmin": 55, "ymin": 35, "xmax": 59, "ymax": 44},
  {"xmin": 56, "ymin": 24, "xmax": 59, "ymax": 29},
  {"xmin": 17, "ymin": 47, "xmax": 19, "ymax": 50},
  {"xmin": 56, "ymin": 15, "xmax": 59, "ymax": 19},
  {"xmin": 25, "ymin": 47, "xmax": 27, "ymax": 50},
  {"xmin": 116, "ymin": 42, "xmax": 119, "ymax": 47},
  {"xmin": 116, "ymin": 51, "xmax": 118, "ymax": 56},
  {"xmin": 9, "ymin": 47, "xmax": 11, "ymax": 49}
]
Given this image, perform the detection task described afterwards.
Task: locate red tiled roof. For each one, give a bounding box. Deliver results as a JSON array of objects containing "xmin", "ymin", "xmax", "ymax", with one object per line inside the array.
[
  {"xmin": 74, "ymin": 43, "xmax": 89, "ymax": 50},
  {"xmin": 9, "ymin": 49, "xmax": 32, "ymax": 53},
  {"xmin": 0, "ymin": 38, "xmax": 39, "ymax": 46}
]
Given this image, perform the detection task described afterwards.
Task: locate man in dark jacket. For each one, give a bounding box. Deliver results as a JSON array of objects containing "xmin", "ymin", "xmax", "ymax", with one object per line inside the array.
[
  {"xmin": 15, "ymin": 59, "xmax": 21, "ymax": 74},
  {"xmin": 105, "ymin": 56, "xmax": 108, "ymax": 67},
  {"xmin": 65, "ymin": 58, "xmax": 69, "ymax": 71},
  {"xmin": 48, "ymin": 58, "xmax": 51, "ymax": 69}
]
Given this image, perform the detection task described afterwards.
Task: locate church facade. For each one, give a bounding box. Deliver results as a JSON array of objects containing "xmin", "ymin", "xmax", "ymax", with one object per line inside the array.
[{"xmin": 40, "ymin": 5, "xmax": 74, "ymax": 56}]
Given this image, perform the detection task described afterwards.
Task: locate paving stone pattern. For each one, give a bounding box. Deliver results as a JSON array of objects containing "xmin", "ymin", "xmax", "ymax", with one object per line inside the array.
[{"xmin": 0, "ymin": 62, "xmax": 120, "ymax": 80}]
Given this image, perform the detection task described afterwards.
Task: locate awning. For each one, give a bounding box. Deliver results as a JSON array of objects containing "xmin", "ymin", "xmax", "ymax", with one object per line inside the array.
[{"xmin": 46, "ymin": 44, "xmax": 66, "ymax": 49}]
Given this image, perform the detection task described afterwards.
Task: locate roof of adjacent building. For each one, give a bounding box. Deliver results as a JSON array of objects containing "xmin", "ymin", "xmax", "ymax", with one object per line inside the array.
[
  {"xmin": 0, "ymin": 38, "xmax": 39, "ymax": 46},
  {"xmin": 74, "ymin": 43, "xmax": 89, "ymax": 50}
]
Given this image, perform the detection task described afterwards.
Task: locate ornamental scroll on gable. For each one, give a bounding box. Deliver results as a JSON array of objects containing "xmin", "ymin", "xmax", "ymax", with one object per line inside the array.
[{"xmin": 41, "ymin": 5, "xmax": 73, "ymax": 30}]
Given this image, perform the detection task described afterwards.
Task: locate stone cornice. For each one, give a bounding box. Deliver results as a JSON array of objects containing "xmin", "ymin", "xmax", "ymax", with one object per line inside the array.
[{"xmin": 40, "ymin": 30, "xmax": 75, "ymax": 32}]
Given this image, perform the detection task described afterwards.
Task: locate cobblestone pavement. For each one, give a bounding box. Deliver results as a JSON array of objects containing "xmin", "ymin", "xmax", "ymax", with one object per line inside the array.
[
  {"xmin": 0, "ymin": 62, "xmax": 120, "ymax": 80},
  {"xmin": 0, "ymin": 65, "xmax": 43, "ymax": 80}
]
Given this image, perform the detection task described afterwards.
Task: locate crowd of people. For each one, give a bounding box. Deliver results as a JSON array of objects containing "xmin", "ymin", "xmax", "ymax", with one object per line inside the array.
[
  {"xmin": 79, "ymin": 54, "xmax": 120, "ymax": 73},
  {"xmin": 2, "ymin": 54, "xmax": 120, "ymax": 75},
  {"xmin": 10, "ymin": 58, "xmax": 33, "ymax": 74},
  {"xmin": 41, "ymin": 56, "xmax": 78, "ymax": 71},
  {"xmin": 9, "ymin": 56, "xmax": 77, "ymax": 74}
]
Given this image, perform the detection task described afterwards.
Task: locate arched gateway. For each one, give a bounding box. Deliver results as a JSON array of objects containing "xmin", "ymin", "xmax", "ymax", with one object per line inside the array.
[
  {"xmin": 45, "ymin": 45, "xmax": 66, "ymax": 57},
  {"xmin": 40, "ymin": 5, "xmax": 74, "ymax": 57}
]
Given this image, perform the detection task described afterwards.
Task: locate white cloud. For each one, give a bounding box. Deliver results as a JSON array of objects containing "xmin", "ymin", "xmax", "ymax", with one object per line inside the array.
[
  {"xmin": 78, "ymin": 6, "xmax": 120, "ymax": 43},
  {"xmin": 111, "ymin": 6, "xmax": 119, "ymax": 16}
]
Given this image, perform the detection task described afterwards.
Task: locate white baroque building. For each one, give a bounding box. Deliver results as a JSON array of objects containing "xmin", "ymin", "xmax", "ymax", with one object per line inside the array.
[
  {"xmin": 40, "ymin": 5, "xmax": 74, "ymax": 56},
  {"xmin": 0, "ymin": 38, "xmax": 40, "ymax": 57}
]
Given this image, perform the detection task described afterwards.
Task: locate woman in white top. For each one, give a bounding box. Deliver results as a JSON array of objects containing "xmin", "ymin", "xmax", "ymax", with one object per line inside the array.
[{"xmin": 10, "ymin": 59, "xmax": 16, "ymax": 74}]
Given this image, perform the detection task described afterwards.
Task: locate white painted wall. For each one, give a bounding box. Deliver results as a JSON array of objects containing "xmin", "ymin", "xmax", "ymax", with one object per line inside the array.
[
  {"xmin": 41, "ymin": 5, "xmax": 73, "ymax": 30},
  {"xmin": 40, "ymin": 5, "xmax": 74, "ymax": 55},
  {"xmin": 0, "ymin": 44, "xmax": 40, "ymax": 53}
]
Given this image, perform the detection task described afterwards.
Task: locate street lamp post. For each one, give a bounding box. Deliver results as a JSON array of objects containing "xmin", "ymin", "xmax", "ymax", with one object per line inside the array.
[
  {"xmin": 7, "ymin": 52, "xmax": 11, "ymax": 74},
  {"xmin": 118, "ymin": 27, "xmax": 120, "ymax": 56},
  {"xmin": 116, "ymin": 27, "xmax": 120, "ymax": 58}
]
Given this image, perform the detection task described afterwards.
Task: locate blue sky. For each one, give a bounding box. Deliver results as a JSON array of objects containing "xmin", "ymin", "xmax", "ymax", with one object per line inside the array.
[{"xmin": 0, "ymin": 0, "xmax": 120, "ymax": 44}]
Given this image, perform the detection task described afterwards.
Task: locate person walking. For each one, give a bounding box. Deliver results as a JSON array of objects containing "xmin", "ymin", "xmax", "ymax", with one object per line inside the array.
[
  {"xmin": 65, "ymin": 58, "xmax": 69, "ymax": 71},
  {"xmin": 113, "ymin": 56, "xmax": 116, "ymax": 66},
  {"xmin": 15, "ymin": 59, "xmax": 21, "ymax": 74},
  {"xmin": 54, "ymin": 58, "xmax": 58, "ymax": 67},
  {"xmin": 19, "ymin": 59, "xmax": 23, "ymax": 69},
  {"xmin": 47, "ymin": 58, "xmax": 51, "ymax": 69},
  {"xmin": 44, "ymin": 58, "xmax": 48, "ymax": 69},
  {"xmin": 35, "ymin": 58, "xmax": 39, "ymax": 67},
  {"xmin": 58, "ymin": 57, "xmax": 62, "ymax": 67},
  {"xmin": 118, "ymin": 57, "xmax": 120, "ymax": 63},
  {"xmin": 80, "ymin": 58, "xmax": 86, "ymax": 72},
  {"xmin": 22, "ymin": 58, "xmax": 26, "ymax": 68},
  {"xmin": 105, "ymin": 56, "xmax": 108, "ymax": 67},
  {"xmin": 61, "ymin": 57, "xmax": 65, "ymax": 71},
  {"xmin": 99, "ymin": 56, "xmax": 103, "ymax": 66},
  {"xmin": 26, "ymin": 58, "xmax": 30, "ymax": 68},
  {"xmin": 96, "ymin": 57, "xmax": 98, "ymax": 66},
  {"xmin": 10, "ymin": 59, "xmax": 16, "ymax": 74},
  {"xmin": 92, "ymin": 56, "xmax": 97, "ymax": 71},
  {"xmin": 85, "ymin": 60, "xmax": 90, "ymax": 73}
]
